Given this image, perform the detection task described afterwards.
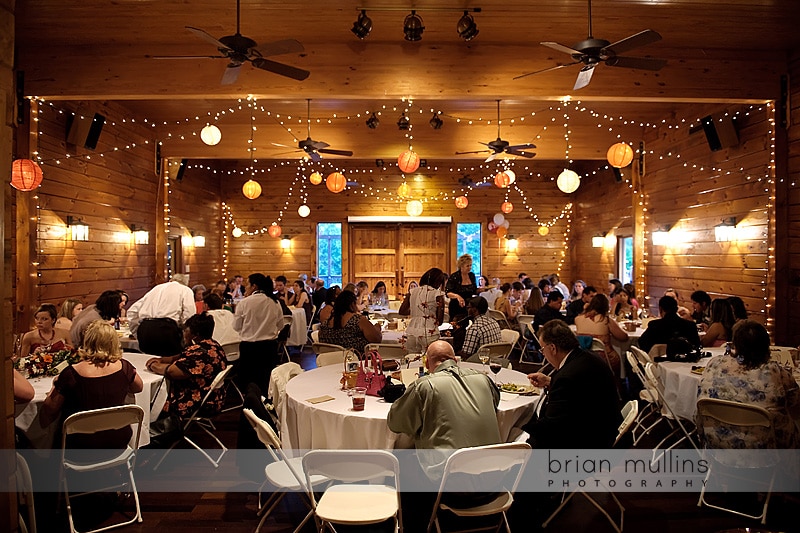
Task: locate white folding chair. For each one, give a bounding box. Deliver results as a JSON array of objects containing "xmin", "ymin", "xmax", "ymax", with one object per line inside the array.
[
  {"xmin": 644, "ymin": 363, "xmax": 700, "ymax": 460},
  {"xmin": 647, "ymin": 344, "xmax": 667, "ymax": 359},
  {"xmin": 278, "ymin": 315, "xmax": 294, "ymax": 363},
  {"xmin": 625, "ymin": 352, "xmax": 668, "ymax": 447},
  {"xmin": 427, "ymin": 442, "xmax": 531, "ymax": 533},
  {"xmin": 614, "ymin": 400, "xmax": 639, "ymax": 447},
  {"xmin": 267, "ymin": 362, "xmax": 303, "ymax": 430},
  {"xmin": 16, "ymin": 453, "xmax": 36, "ymax": 533},
  {"xmin": 499, "ymin": 328, "xmax": 520, "ymax": 347},
  {"xmin": 60, "ymin": 405, "xmax": 145, "ymax": 533},
  {"xmin": 365, "ymin": 343, "xmax": 408, "ymax": 360},
  {"xmin": 476, "ymin": 342, "xmax": 514, "ymax": 360},
  {"xmin": 302, "ymin": 449, "xmax": 402, "ymax": 532},
  {"xmin": 219, "ymin": 341, "xmax": 244, "ymax": 412},
  {"xmin": 487, "ymin": 309, "xmax": 512, "ymax": 330},
  {"xmin": 630, "ymin": 345, "xmax": 655, "ymax": 366},
  {"xmin": 769, "ymin": 345, "xmax": 797, "ymax": 366}
]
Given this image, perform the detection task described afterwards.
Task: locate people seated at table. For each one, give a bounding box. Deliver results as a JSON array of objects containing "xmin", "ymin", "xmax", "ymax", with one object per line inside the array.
[
  {"xmin": 445, "ymin": 253, "xmax": 478, "ymax": 320},
  {"xmin": 494, "ymin": 282, "xmax": 522, "ymax": 327},
  {"xmin": 533, "ymin": 291, "xmax": 565, "ymax": 332},
  {"xmin": 607, "ymin": 278, "xmax": 623, "ymax": 299},
  {"xmin": 147, "ymin": 313, "xmax": 228, "ymax": 420},
  {"xmin": 317, "ymin": 284, "xmax": 341, "ymax": 326},
  {"xmin": 203, "ymin": 293, "xmax": 240, "ymax": 347},
  {"xmin": 41, "ymin": 320, "xmax": 144, "ymax": 449},
  {"xmin": 311, "ymin": 278, "xmax": 327, "ymax": 312},
  {"xmin": 70, "ymin": 290, "xmax": 122, "ymax": 348},
  {"xmin": 701, "ymin": 298, "xmax": 736, "ymax": 347},
  {"xmin": 387, "ymin": 340, "xmax": 501, "ymax": 481},
  {"xmin": 565, "ymin": 285, "xmax": 597, "ymax": 325},
  {"xmin": 355, "ymin": 280, "xmax": 371, "ymax": 311},
  {"xmin": 570, "ymin": 280, "xmax": 586, "ymax": 302},
  {"xmin": 522, "ymin": 320, "xmax": 622, "ymax": 448},
  {"xmin": 664, "ymin": 288, "xmax": 693, "ymax": 321},
  {"xmin": 691, "ymin": 290, "xmax": 712, "ymax": 328},
  {"xmin": 698, "ymin": 320, "xmax": 799, "ymax": 448},
  {"xmin": 20, "ymin": 303, "xmax": 72, "ymax": 358},
  {"xmin": 232, "ymin": 274, "xmax": 286, "ymax": 392},
  {"xmin": 128, "ymin": 273, "xmax": 195, "ymax": 357},
  {"xmin": 637, "ymin": 296, "xmax": 701, "ymax": 354},
  {"xmin": 211, "ymin": 279, "xmax": 228, "ymax": 299},
  {"xmin": 368, "ymin": 280, "xmax": 389, "ymax": 308},
  {"xmin": 623, "ymin": 283, "xmax": 640, "ymax": 309},
  {"xmin": 459, "ymin": 297, "xmax": 502, "ymax": 361},
  {"xmin": 610, "ymin": 287, "xmax": 637, "ymax": 320},
  {"xmin": 726, "ymin": 295, "xmax": 748, "ymax": 321},
  {"xmin": 13, "ymin": 369, "xmax": 35, "ymax": 404},
  {"xmin": 319, "ymin": 289, "xmax": 382, "ymax": 354},
  {"xmin": 287, "ymin": 279, "xmax": 313, "ymax": 325},
  {"xmin": 117, "ymin": 290, "xmax": 129, "ymax": 320},
  {"xmin": 524, "ymin": 286, "xmax": 545, "ymax": 315},
  {"xmin": 537, "ymin": 277, "xmax": 552, "ymax": 298},
  {"xmin": 55, "ymin": 298, "xmax": 83, "ymax": 330},
  {"xmin": 405, "ymin": 268, "xmax": 447, "ymax": 353},
  {"xmin": 574, "ymin": 294, "xmax": 628, "ymax": 375},
  {"xmin": 191, "ymin": 284, "xmax": 207, "ymax": 314},
  {"xmin": 548, "ymin": 273, "xmax": 570, "ymax": 300},
  {"xmin": 225, "ymin": 274, "xmax": 245, "ymax": 300},
  {"xmin": 477, "ymin": 274, "xmax": 489, "ymax": 290}
]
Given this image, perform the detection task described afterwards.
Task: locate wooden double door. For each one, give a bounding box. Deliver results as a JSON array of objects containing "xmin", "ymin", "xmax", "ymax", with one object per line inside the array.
[{"xmin": 349, "ymin": 223, "xmax": 450, "ymax": 300}]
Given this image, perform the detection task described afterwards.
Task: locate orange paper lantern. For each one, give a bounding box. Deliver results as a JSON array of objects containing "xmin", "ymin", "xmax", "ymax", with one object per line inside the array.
[
  {"xmin": 242, "ymin": 179, "xmax": 262, "ymax": 199},
  {"xmin": 267, "ymin": 224, "xmax": 282, "ymax": 238},
  {"xmin": 397, "ymin": 150, "xmax": 420, "ymax": 173},
  {"xmin": 326, "ymin": 172, "xmax": 346, "ymax": 193},
  {"xmin": 501, "ymin": 201, "xmax": 514, "ymax": 214},
  {"xmin": 607, "ymin": 142, "xmax": 634, "ymax": 168},
  {"xmin": 455, "ymin": 195, "xmax": 469, "ymax": 209},
  {"xmin": 397, "ymin": 182, "xmax": 412, "ymax": 198},
  {"xmin": 309, "ymin": 171, "xmax": 323, "ymax": 185},
  {"xmin": 494, "ymin": 171, "xmax": 510, "ymax": 188},
  {"xmin": 11, "ymin": 159, "xmax": 44, "ymax": 191},
  {"xmin": 496, "ymin": 226, "xmax": 508, "ymax": 238}
]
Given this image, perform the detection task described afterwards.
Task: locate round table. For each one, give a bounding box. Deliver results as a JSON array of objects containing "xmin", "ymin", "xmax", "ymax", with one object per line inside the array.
[{"xmin": 279, "ymin": 362, "xmax": 537, "ymax": 455}]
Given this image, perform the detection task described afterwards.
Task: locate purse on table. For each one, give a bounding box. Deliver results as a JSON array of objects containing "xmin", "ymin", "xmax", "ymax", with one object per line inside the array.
[{"xmin": 356, "ymin": 350, "xmax": 388, "ymax": 396}]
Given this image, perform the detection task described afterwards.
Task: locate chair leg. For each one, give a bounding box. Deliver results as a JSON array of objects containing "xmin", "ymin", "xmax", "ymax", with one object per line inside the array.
[{"xmin": 541, "ymin": 490, "xmax": 575, "ymax": 528}]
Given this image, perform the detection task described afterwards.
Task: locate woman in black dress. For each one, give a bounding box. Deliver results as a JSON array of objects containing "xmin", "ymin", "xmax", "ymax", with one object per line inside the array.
[{"xmin": 445, "ymin": 253, "xmax": 478, "ymax": 320}]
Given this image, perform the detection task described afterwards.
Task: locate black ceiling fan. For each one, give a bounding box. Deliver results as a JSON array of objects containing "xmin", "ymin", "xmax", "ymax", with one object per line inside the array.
[
  {"xmin": 455, "ymin": 100, "xmax": 536, "ymax": 162},
  {"xmin": 515, "ymin": 0, "xmax": 666, "ymax": 90},
  {"xmin": 153, "ymin": 0, "xmax": 309, "ymax": 84},
  {"xmin": 273, "ymin": 100, "xmax": 354, "ymax": 162}
]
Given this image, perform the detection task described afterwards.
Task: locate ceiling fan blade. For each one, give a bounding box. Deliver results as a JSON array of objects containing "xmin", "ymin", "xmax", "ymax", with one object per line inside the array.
[
  {"xmin": 506, "ymin": 143, "xmax": 537, "ymax": 151},
  {"xmin": 309, "ymin": 152, "xmax": 322, "ymax": 162},
  {"xmin": 541, "ymin": 41, "xmax": 582, "ymax": 56},
  {"xmin": 221, "ymin": 65, "xmax": 241, "ymax": 85},
  {"xmin": 485, "ymin": 153, "xmax": 498, "ymax": 163},
  {"xmin": 573, "ymin": 64, "xmax": 596, "ymax": 90},
  {"xmin": 149, "ymin": 54, "xmax": 226, "ymax": 60},
  {"xmin": 271, "ymin": 142, "xmax": 294, "ymax": 148},
  {"xmin": 455, "ymin": 150, "xmax": 490, "ymax": 155},
  {"xmin": 603, "ymin": 29, "xmax": 662, "ymax": 56},
  {"xmin": 186, "ymin": 26, "xmax": 230, "ymax": 50},
  {"xmin": 310, "ymin": 140, "xmax": 330, "ymax": 150},
  {"xmin": 506, "ymin": 149, "xmax": 536, "ymax": 158},
  {"xmin": 318, "ymin": 148, "xmax": 353, "ymax": 157},
  {"xmin": 256, "ymin": 39, "xmax": 304, "ymax": 57},
  {"xmin": 251, "ymin": 57, "xmax": 310, "ymax": 81},
  {"xmin": 607, "ymin": 56, "xmax": 667, "ymax": 71},
  {"xmin": 514, "ymin": 61, "xmax": 582, "ymax": 80}
]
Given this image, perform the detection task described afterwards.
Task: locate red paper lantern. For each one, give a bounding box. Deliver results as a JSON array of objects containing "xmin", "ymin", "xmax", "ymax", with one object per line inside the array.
[
  {"xmin": 488, "ymin": 222, "xmax": 498, "ymax": 233},
  {"xmin": 397, "ymin": 150, "xmax": 420, "ymax": 173},
  {"xmin": 494, "ymin": 171, "xmax": 510, "ymax": 188},
  {"xmin": 267, "ymin": 224, "xmax": 282, "ymax": 238},
  {"xmin": 607, "ymin": 142, "xmax": 634, "ymax": 168},
  {"xmin": 326, "ymin": 172, "xmax": 346, "ymax": 193},
  {"xmin": 11, "ymin": 159, "xmax": 43, "ymax": 191},
  {"xmin": 501, "ymin": 201, "xmax": 514, "ymax": 214},
  {"xmin": 455, "ymin": 195, "xmax": 469, "ymax": 209}
]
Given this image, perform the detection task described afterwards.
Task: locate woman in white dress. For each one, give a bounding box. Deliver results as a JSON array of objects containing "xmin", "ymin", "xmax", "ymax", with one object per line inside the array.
[{"xmin": 405, "ymin": 268, "xmax": 447, "ymax": 353}]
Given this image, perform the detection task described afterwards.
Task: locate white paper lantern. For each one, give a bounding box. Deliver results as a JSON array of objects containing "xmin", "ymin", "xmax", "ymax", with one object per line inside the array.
[
  {"xmin": 406, "ymin": 200, "xmax": 423, "ymax": 217},
  {"xmin": 502, "ymin": 220, "xmax": 510, "ymax": 229},
  {"xmin": 232, "ymin": 227, "xmax": 243, "ymax": 238},
  {"xmin": 200, "ymin": 124, "xmax": 222, "ymax": 146},
  {"xmin": 493, "ymin": 213, "xmax": 505, "ymax": 225},
  {"xmin": 557, "ymin": 169, "xmax": 581, "ymax": 193},
  {"xmin": 504, "ymin": 170, "xmax": 516, "ymax": 184},
  {"xmin": 298, "ymin": 205, "xmax": 311, "ymax": 218}
]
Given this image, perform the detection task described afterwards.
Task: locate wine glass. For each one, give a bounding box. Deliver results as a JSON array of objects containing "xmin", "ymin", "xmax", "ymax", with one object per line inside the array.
[
  {"xmin": 489, "ymin": 362, "xmax": 502, "ymax": 384},
  {"xmin": 478, "ymin": 348, "xmax": 490, "ymax": 373}
]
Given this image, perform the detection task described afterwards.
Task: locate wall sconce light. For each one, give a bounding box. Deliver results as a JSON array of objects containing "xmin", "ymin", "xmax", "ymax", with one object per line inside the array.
[
  {"xmin": 280, "ymin": 235, "xmax": 292, "ymax": 250},
  {"xmin": 351, "ymin": 10, "xmax": 373, "ymax": 39},
  {"xmin": 714, "ymin": 217, "xmax": 737, "ymax": 242},
  {"xmin": 181, "ymin": 234, "xmax": 193, "ymax": 247},
  {"xmin": 130, "ymin": 225, "xmax": 150, "ymax": 245},
  {"xmin": 506, "ymin": 235, "xmax": 518, "ymax": 252},
  {"xmin": 397, "ymin": 113, "xmax": 410, "ymax": 130},
  {"xmin": 365, "ymin": 112, "xmax": 380, "ymax": 129},
  {"xmin": 403, "ymin": 10, "xmax": 425, "ymax": 41},
  {"xmin": 456, "ymin": 11, "xmax": 479, "ymax": 41},
  {"xmin": 592, "ymin": 234, "xmax": 606, "ymax": 248},
  {"xmin": 67, "ymin": 216, "xmax": 89, "ymax": 241},
  {"xmin": 193, "ymin": 234, "xmax": 206, "ymax": 248},
  {"xmin": 429, "ymin": 113, "xmax": 443, "ymax": 129},
  {"xmin": 651, "ymin": 226, "xmax": 671, "ymax": 246}
]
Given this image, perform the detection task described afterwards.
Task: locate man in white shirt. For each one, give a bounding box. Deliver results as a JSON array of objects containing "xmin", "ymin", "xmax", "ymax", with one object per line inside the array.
[{"xmin": 128, "ymin": 273, "xmax": 195, "ymax": 356}]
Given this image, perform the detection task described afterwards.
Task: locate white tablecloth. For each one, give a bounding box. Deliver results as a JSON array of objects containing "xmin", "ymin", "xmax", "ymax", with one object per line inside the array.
[
  {"xmin": 655, "ymin": 346, "xmax": 726, "ymax": 420},
  {"xmin": 15, "ymin": 352, "xmax": 167, "ymax": 448},
  {"xmin": 287, "ymin": 307, "xmax": 309, "ymax": 346},
  {"xmin": 280, "ymin": 362, "xmax": 537, "ymax": 455}
]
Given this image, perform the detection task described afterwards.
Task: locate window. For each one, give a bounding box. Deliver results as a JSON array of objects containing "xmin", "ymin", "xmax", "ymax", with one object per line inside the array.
[
  {"xmin": 456, "ymin": 223, "xmax": 482, "ymax": 276},
  {"xmin": 317, "ymin": 223, "xmax": 342, "ymax": 287},
  {"xmin": 618, "ymin": 236, "xmax": 633, "ymax": 284}
]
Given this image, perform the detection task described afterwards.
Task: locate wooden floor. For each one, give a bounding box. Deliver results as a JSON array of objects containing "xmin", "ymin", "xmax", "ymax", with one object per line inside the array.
[{"xmin": 25, "ymin": 347, "xmax": 800, "ymax": 533}]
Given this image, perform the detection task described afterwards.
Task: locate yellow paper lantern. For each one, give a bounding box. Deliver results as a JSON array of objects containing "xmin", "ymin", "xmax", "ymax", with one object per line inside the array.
[
  {"xmin": 455, "ymin": 195, "xmax": 469, "ymax": 209},
  {"xmin": 607, "ymin": 142, "xmax": 634, "ymax": 168},
  {"xmin": 538, "ymin": 226, "xmax": 550, "ymax": 236},
  {"xmin": 397, "ymin": 150, "xmax": 420, "ymax": 173},
  {"xmin": 309, "ymin": 171, "xmax": 323, "ymax": 185},
  {"xmin": 397, "ymin": 182, "xmax": 412, "ymax": 198},
  {"xmin": 406, "ymin": 200, "xmax": 423, "ymax": 217},
  {"xmin": 11, "ymin": 159, "xmax": 44, "ymax": 191},
  {"xmin": 200, "ymin": 124, "xmax": 222, "ymax": 146},
  {"xmin": 496, "ymin": 226, "xmax": 508, "ymax": 238},
  {"xmin": 242, "ymin": 179, "xmax": 262, "ymax": 199},
  {"xmin": 501, "ymin": 201, "xmax": 514, "ymax": 214},
  {"xmin": 326, "ymin": 172, "xmax": 346, "ymax": 193},
  {"xmin": 556, "ymin": 169, "xmax": 581, "ymax": 194},
  {"xmin": 267, "ymin": 224, "xmax": 282, "ymax": 238},
  {"xmin": 494, "ymin": 171, "xmax": 510, "ymax": 188}
]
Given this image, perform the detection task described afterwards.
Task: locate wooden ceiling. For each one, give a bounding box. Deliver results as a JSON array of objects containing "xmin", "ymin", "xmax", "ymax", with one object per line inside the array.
[{"xmin": 14, "ymin": 0, "xmax": 799, "ymax": 162}]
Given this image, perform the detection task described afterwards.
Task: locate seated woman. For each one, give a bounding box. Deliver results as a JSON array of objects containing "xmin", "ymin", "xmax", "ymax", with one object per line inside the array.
[
  {"xmin": 369, "ymin": 281, "xmax": 389, "ymax": 308},
  {"xmin": 574, "ymin": 294, "xmax": 628, "ymax": 375},
  {"xmin": 192, "ymin": 284, "xmax": 207, "ymax": 314},
  {"xmin": 698, "ymin": 320, "xmax": 799, "ymax": 448},
  {"xmin": 20, "ymin": 303, "xmax": 72, "ymax": 358},
  {"xmin": 117, "ymin": 290, "xmax": 129, "ymax": 321},
  {"xmin": 726, "ymin": 295, "xmax": 748, "ymax": 322},
  {"xmin": 318, "ymin": 290, "xmax": 381, "ymax": 353},
  {"xmin": 287, "ymin": 279, "xmax": 313, "ymax": 325},
  {"xmin": 570, "ymin": 280, "xmax": 586, "ymax": 302},
  {"xmin": 493, "ymin": 283, "xmax": 522, "ymax": 327},
  {"xmin": 610, "ymin": 287, "xmax": 637, "ymax": 320},
  {"xmin": 41, "ymin": 320, "xmax": 143, "ymax": 449},
  {"xmin": 355, "ymin": 281, "xmax": 370, "ymax": 312},
  {"xmin": 701, "ymin": 298, "xmax": 736, "ymax": 347},
  {"xmin": 55, "ymin": 298, "xmax": 83, "ymax": 330},
  {"xmin": 524, "ymin": 286, "xmax": 544, "ymax": 315},
  {"xmin": 317, "ymin": 285, "xmax": 341, "ymax": 327},
  {"xmin": 146, "ymin": 313, "xmax": 228, "ymax": 419}
]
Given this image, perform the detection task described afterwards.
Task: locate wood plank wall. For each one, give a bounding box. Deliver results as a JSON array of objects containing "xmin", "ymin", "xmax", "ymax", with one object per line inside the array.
[{"xmin": 786, "ymin": 52, "xmax": 800, "ymax": 346}]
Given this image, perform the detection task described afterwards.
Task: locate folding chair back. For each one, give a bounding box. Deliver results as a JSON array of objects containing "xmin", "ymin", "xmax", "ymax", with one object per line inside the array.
[
  {"xmin": 614, "ymin": 400, "xmax": 639, "ymax": 447},
  {"xmin": 630, "ymin": 345, "xmax": 654, "ymax": 366},
  {"xmin": 644, "ymin": 363, "xmax": 699, "ymax": 454},
  {"xmin": 769, "ymin": 345, "xmax": 797, "ymax": 366},
  {"xmin": 220, "ymin": 342, "xmax": 240, "ymax": 362},
  {"xmin": 365, "ymin": 343, "xmax": 408, "ymax": 360},
  {"xmin": 487, "ymin": 309, "xmax": 512, "ymax": 330},
  {"xmin": 477, "ymin": 342, "xmax": 514, "ymax": 359},
  {"xmin": 268, "ymin": 362, "xmax": 303, "ymax": 416},
  {"xmin": 500, "ymin": 328, "xmax": 520, "ymax": 346},
  {"xmin": 647, "ymin": 344, "xmax": 667, "ymax": 359},
  {"xmin": 313, "ymin": 342, "xmax": 346, "ymax": 354},
  {"xmin": 16, "ymin": 453, "xmax": 36, "ymax": 533}
]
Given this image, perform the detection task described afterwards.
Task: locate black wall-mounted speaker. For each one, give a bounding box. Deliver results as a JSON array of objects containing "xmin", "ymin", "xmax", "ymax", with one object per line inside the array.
[
  {"xmin": 66, "ymin": 112, "xmax": 106, "ymax": 150},
  {"xmin": 611, "ymin": 167, "xmax": 623, "ymax": 183},
  {"xmin": 175, "ymin": 159, "xmax": 188, "ymax": 182},
  {"xmin": 700, "ymin": 114, "xmax": 738, "ymax": 152}
]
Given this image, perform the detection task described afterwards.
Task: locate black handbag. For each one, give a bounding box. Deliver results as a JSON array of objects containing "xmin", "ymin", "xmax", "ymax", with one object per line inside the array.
[{"xmin": 378, "ymin": 377, "xmax": 406, "ymax": 403}]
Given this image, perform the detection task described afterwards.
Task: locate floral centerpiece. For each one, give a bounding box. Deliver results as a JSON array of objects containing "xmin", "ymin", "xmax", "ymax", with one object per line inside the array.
[{"xmin": 15, "ymin": 343, "xmax": 79, "ymax": 378}]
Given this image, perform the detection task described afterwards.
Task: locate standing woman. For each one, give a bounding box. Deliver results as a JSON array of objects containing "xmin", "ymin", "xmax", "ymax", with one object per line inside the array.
[
  {"xmin": 20, "ymin": 303, "xmax": 72, "ymax": 358},
  {"xmin": 55, "ymin": 298, "xmax": 83, "ymax": 330},
  {"xmin": 405, "ymin": 268, "xmax": 447, "ymax": 353},
  {"xmin": 445, "ymin": 254, "xmax": 478, "ymax": 321},
  {"xmin": 233, "ymin": 274, "xmax": 286, "ymax": 392},
  {"xmin": 287, "ymin": 279, "xmax": 313, "ymax": 325}
]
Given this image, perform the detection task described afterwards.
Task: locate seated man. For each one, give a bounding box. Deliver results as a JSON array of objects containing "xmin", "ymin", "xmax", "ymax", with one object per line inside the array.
[
  {"xmin": 565, "ymin": 285, "xmax": 597, "ymax": 325},
  {"xmin": 637, "ymin": 295, "xmax": 701, "ymax": 354},
  {"xmin": 458, "ymin": 296, "xmax": 502, "ymax": 361},
  {"xmin": 203, "ymin": 293, "xmax": 241, "ymax": 347},
  {"xmin": 523, "ymin": 320, "xmax": 621, "ymax": 448},
  {"xmin": 533, "ymin": 290, "xmax": 564, "ymax": 332}
]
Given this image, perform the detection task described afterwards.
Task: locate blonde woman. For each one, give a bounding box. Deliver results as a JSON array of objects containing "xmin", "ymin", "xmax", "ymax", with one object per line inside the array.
[
  {"xmin": 41, "ymin": 320, "xmax": 143, "ymax": 449},
  {"xmin": 55, "ymin": 298, "xmax": 83, "ymax": 330},
  {"xmin": 445, "ymin": 254, "xmax": 477, "ymax": 320}
]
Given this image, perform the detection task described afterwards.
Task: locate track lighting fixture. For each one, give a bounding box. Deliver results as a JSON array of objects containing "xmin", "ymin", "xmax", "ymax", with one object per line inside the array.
[
  {"xmin": 403, "ymin": 10, "xmax": 424, "ymax": 41},
  {"xmin": 351, "ymin": 10, "xmax": 373, "ymax": 39},
  {"xmin": 456, "ymin": 11, "xmax": 479, "ymax": 41},
  {"xmin": 365, "ymin": 112, "xmax": 380, "ymax": 129},
  {"xmin": 397, "ymin": 113, "xmax": 411, "ymax": 130},
  {"xmin": 429, "ymin": 113, "xmax": 443, "ymax": 130}
]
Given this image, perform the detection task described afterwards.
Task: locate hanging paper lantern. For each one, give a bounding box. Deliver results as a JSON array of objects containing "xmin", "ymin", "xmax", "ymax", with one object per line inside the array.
[
  {"xmin": 10, "ymin": 159, "xmax": 44, "ymax": 191},
  {"xmin": 397, "ymin": 150, "xmax": 420, "ymax": 173},
  {"xmin": 406, "ymin": 200, "xmax": 423, "ymax": 217},
  {"xmin": 397, "ymin": 182, "xmax": 412, "ymax": 198},
  {"xmin": 267, "ymin": 224, "xmax": 282, "ymax": 238},
  {"xmin": 200, "ymin": 124, "xmax": 222, "ymax": 146},
  {"xmin": 496, "ymin": 226, "xmax": 508, "ymax": 238},
  {"xmin": 232, "ymin": 227, "xmax": 243, "ymax": 238},
  {"xmin": 538, "ymin": 226, "xmax": 550, "ymax": 236},
  {"xmin": 309, "ymin": 171, "xmax": 323, "ymax": 185},
  {"xmin": 494, "ymin": 171, "xmax": 510, "ymax": 188},
  {"xmin": 501, "ymin": 201, "xmax": 514, "ymax": 214},
  {"xmin": 501, "ymin": 220, "xmax": 510, "ymax": 229},
  {"xmin": 242, "ymin": 179, "xmax": 262, "ymax": 199},
  {"xmin": 556, "ymin": 169, "xmax": 581, "ymax": 194},
  {"xmin": 326, "ymin": 172, "xmax": 346, "ymax": 193},
  {"xmin": 488, "ymin": 222, "xmax": 498, "ymax": 233},
  {"xmin": 298, "ymin": 205, "xmax": 311, "ymax": 218},
  {"xmin": 606, "ymin": 142, "xmax": 634, "ymax": 168},
  {"xmin": 492, "ymin": 213, "xmax": 505, "ymax": 225},
  {"xmin": 455, "ymin": 195, "xmax": 469, "ymax": 209},
  {"xmin": 504, "ymin": 169, "xmax": 516, "ymax": 185}
]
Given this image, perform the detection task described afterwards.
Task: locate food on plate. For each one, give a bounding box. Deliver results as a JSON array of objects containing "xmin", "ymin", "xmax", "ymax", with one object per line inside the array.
[{"xmin": 500, "ymin": 383, "xmax": 539, "ymax": 395}]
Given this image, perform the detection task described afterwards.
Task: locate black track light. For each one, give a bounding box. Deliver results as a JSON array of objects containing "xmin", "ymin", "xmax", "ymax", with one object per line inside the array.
[
  {"xmin": 429, "ymin": 113, "xmax": 443, "ymax": 130},
  {"xmin": 365, "ymin": 112, "xmax": 380, "ymax": 129},
  {"xmin": 403, "ymin": 10, "xmax": 424, "ymax": 42},
  {"xmin": 351, "ymin": 10, "xmax": 373, "ymax": 39},
  {"xmin": 397, "ymin": 113, "xmax": 410, "ymax": 130},
  {"xmin": 457, "ymin": 11, "xmax": 479, "ymax": 41}
]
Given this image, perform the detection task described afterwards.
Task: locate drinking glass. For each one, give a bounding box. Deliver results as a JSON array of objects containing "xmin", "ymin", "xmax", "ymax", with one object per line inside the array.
[
  {"xmin": 489, "ymin": 362, "xmax": 502, "ymax": 384},
  {"xmin": 478, "ymin": 348, "xmax": 490, "ymax": 373}
]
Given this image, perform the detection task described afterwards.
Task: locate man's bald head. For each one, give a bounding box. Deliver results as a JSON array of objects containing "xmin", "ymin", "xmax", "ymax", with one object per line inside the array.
[{"xmin": 426, "ymin": 340, "xmax": 455, "ymax": 372}]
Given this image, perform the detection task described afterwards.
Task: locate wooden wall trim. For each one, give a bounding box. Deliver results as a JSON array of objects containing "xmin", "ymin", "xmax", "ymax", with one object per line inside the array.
[{"xmin": 14, "ymin": 100, "xmax": 37, "ymax": 333}]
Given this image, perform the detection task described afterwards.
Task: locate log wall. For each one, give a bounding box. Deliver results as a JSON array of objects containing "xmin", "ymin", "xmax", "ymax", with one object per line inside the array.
[{"xmin": 786, "ymin": 52, "xmax": 800, "ymax": 346}]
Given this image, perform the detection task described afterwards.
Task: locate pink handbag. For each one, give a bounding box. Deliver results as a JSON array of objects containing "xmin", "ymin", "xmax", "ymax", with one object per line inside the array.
[{"xmin": 356, "ymin": 350, "xmax": 387, "ymax": 397}]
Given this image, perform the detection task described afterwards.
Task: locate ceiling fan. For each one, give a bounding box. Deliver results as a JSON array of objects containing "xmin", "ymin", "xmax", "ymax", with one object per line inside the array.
[
  {"xmin": 514, "ymin": 0, "xmax": 666, "ymax": 90},
  {"xmin": 153, "ymin": 0, "xmax": 309, "ymax": 84},
  {"xmin": 455, "ymin": 100, "xmax": 536, "ymax": 162},
  {"xmin": 273, "ymin": 100, "xmax": 354, "ymax": 162}
]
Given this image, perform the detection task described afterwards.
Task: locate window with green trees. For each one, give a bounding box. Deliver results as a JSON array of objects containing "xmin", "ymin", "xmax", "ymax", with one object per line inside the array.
[
  {"xmin": 317, "ymin": 223, "xmax": 343, "ymax": 287},
  {"xmin": 456, "ymin": 223, "xmax": 482, "ymax": 275}
]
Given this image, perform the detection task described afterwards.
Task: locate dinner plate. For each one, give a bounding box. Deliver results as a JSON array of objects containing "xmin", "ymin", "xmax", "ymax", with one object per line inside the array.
[
  {"xmin": 500, "ymin": 383, "xmax": 541, "ymax": 395},
  {"xmin": 690, "ymin": 367, "xmax": 705, "ymax": 375}
]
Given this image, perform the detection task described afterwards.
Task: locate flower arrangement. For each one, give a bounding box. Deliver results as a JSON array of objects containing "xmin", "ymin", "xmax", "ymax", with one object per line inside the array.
[{"xmin": 15, "ymin": 344, "xmax": 79, "ymax": 378}]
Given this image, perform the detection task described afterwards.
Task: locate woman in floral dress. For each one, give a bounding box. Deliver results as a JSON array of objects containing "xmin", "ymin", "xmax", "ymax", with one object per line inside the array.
[{"xmin": 405, "ymin": 268, "xmax": 447, "ymax": 353}]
